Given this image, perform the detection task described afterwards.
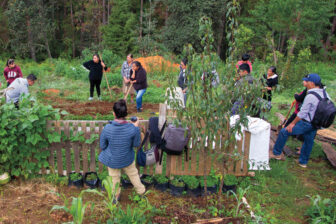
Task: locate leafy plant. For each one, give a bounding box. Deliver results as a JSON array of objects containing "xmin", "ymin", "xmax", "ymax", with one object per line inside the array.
[
  {"xmin": 182, "ymin": 176, "xmax": 199, "ymax": 189},
  {"xmin": 50, "ymin": 189, "xmax": 100, "ymax": 224},
  {"xmin": 305, "ymin": 195, "xmax": 336, "ymax": 224},
  {"xmin": 142, "ymin": 175, "xmax": 153, "ymax": 184},
  {"xmin": 170, "ymin": 178, "xmax": 185, "ymax": 187},
  {"xmin": 70, "ymin": 173, "xmax": 82, "ymax": 181},
  {"xmin": 154, "ymin": 174, "xmax": 168, "ymax": 184},
  {"xmin": 107, "ymin": 204, "xmax": 150, "ymax": 224},
  {"xmin": 227, "ymin": 186, "xmax": 250, "ymax": 218},
  {"xmin": 101, "ymin": 176, "xmax": 120, "ymax": 216},
  {"xmin": 224, "ymin": 174, "xmax": 238, "ymax": 186},
  {"xmin": 86, "ymin": 173, "xmax": 97, "ymax": 181},
  {"xmin": 0, "ymin": 96, "xmax": 62, "ymax": 178},
  {"xmin": 200, "ymin": 176, "xmax": 217, "ymax": 187}
]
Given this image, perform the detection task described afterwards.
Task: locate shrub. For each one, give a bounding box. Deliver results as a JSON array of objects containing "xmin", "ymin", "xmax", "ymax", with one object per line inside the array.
[
  {"xmin": 305, "ymin": 195, "xmax": 336, "ymax": 224},
  {"xmin": 182, "ymin": 176, "xmax": 199, "ymax": 189},
  {"xmin": 154, "ymin": 174, "xmax": 168, "ymax": 184}
]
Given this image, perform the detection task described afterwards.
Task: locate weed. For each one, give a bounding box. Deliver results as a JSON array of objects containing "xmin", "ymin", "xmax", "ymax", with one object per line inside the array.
[{"xmin": 305, "ymin": 195, "xmax": 336, "ymax": 224}]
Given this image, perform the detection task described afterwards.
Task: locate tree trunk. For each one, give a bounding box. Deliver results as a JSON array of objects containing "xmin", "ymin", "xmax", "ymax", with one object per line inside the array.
[
  {"xmin": 102, "ymin": 0, "xmax": 106, "ymax": 25},
  {"xmin": 26, "ymin": 17, "xmax": 36, "ymax": 61},
  {"xmin": 325, "ymin": 16, "xmax": 336, "ymax": 50},
  {"xmin": 280, "ymin": 34, "xmax": 286, "ymax": 53},
  {"xmin": 140, "ymin": 0, "xmax": 143, "ymax": 39},
  {"xmin": 217, "ymin": 14, "xmax": 225, "ymax": 57},
  {"xmin": 165, "ymin": 5, "xmax": 168, "ymax": 27},
  {"xmin": 70, "ymin": 0, "xmax": 76, "ymax": 58},
  {"xmin": 44, "ymin": 37, "xmax": 52, "ymax": 59}
]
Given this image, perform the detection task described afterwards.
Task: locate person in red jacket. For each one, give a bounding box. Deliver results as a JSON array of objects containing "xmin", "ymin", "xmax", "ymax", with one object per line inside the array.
[{"xmin": 3, "ymin": 59, "xmax": 23, "ymax": 87}]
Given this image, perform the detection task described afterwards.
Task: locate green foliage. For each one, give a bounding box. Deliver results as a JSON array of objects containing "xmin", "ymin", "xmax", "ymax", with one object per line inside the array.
[
  {"xmin": 44, "ymin": 174, "xmax": 68, "ymax": 186},
  {"xmin": 70, "ymin": 173, "xmax": 82, "ymax": 181},
  {"xmin": 200, "ymin": 175, "xmax": 217, "ymax": 187},
  {"xmin": 224, "ymin": 174, "xmax": 238, "ymax": 186},
  {"xmin": 226, "ymin": 186, "xmax": 250, "ymax": 218},
  {"xmin": 305, "ymin": 195, "xmax": 336, "ymax": 224},
  {"xmin": 0, "ymin": 96, "xmax": 61, "ymax": 177},
  {"xmin": 142, "ymin": 175, "xmax": 153, "ymax": 184},
  {"xmin": 101, "ymin": 0, "xmax": 138, "ymax": 55},
  {"xmin": 107, "ymin": 204, "xmax": 151, "ymax": 224},
  {"xmin": 154, "ymin": 174, "xmax": 168, "ymax": 184},
  {"xmin": 170, "ymin": 178, "xmax": 185, "ymax": 187},
  {"xmin": 50, "ymin": 189, "xmax": 99, "ymax": 224},
  {"xmin": 182, "ymin": 175, "xmax": 199, "ymax": 189}
]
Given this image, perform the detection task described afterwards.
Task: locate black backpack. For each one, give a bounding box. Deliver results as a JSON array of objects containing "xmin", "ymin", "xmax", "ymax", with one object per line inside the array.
[{"xmin": 308, "ymin": 90, "xmax": 336, "ymax": 129}]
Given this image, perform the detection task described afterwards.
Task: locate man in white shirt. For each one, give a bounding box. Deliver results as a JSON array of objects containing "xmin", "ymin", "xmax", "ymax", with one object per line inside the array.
[{"xmin": 6, "ymin": 74, "xmax": 37, "ymax": 107}]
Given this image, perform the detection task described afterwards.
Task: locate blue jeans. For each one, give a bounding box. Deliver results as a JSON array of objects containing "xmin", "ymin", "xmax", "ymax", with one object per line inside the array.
[
  {"xmin": 273, "ymin": 120, "xmax": 317, "ymax": 165},
  {"xmin": 135, "ymin": 89, "xmax": 146, "ymax": 110}
]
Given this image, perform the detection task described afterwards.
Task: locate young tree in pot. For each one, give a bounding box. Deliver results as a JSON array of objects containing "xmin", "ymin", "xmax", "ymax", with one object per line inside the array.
[
  {"xmin": 169, "ymin": 177, "xmax": 185, "ymax": 196},
  {"xmin": 68, "ymin": 172, "xmax": 84, "ymax": 188},
  {"xmin": 84, "ymin": 172, "xmax": 99, "ymax": 189},
  {"xmin": 223, "ymin": 174, "xmax": 238, "ymax": 193},
  {"xmin": 141, "ymin": 175, "xmax": 154, "ymax": 187},
  {"xmin": 166, "ymin": 16, "xmax": 263, "ymax": 202},
  {"xmin": 200, "ymin": 176, "xmax": 217, "ymax": 195},
  {"xmin": 154, "ymin": 174, "xmax": 169, "ymax": 192},
  {"xmin": 182, "ymin": 175, "xmax": 201, "ymax": 197}
]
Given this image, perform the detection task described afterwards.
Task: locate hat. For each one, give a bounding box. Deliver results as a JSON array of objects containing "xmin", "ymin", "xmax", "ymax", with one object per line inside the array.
[{"xmin": 302, "ymin": 73, "xmax": 321, "ymax": 85}]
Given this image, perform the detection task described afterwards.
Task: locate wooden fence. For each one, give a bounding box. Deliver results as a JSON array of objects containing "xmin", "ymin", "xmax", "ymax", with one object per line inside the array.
[{"xmin": 44, "ymin": 104, "xmax": 251, "ymax": 177}]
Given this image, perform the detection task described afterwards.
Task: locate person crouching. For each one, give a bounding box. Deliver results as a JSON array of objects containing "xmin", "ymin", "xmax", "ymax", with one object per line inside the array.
[{"xmin": 98, "ymin": 99, "xmax": 145, "ymax": 201}]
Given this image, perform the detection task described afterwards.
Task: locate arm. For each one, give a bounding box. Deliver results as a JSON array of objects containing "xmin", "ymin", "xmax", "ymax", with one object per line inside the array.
[
  {"xmin": 83, "ymin": 61, "xmax": 91, "ymax": 70},
  {"xmin": 3, "ymin": 69, "xmax": 8, "ymax": 82},
  {"xmin": 99, "ymin": 128, "xmax": 108, "ymax": 151},
  {"xmin": 132, "ymin": 127, "xmax": 141, "ymax": 148},
  {"xmin": 17, "ymin": 66, "xmax": 23, "ymax": 78},
  {"xmin": 100, "ymin": 60, "xmax": 107, "ymax": 71}
]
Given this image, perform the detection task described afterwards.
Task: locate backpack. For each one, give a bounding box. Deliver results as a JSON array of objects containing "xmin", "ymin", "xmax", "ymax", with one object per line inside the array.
[
  {"xmin": 159, "ymin": 123, "xmax": 190, "ymax": 164},
  {"xmin": 136, "ymin": 118, "xmax": 166, "ymax": 167},
  {"xmin": 308, "ymin": 90, "xmax": 336, "ymax": 129}
]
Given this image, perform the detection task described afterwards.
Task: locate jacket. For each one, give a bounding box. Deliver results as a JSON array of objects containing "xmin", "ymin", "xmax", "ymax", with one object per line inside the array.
[
  {"xmin": 4, "ymin": 65, "xmax": 23, "ymax": 84},
  {"xmin": 83, "ymin": 60, "xmax": 107, "ymax": 80},
  {"xmin": 130, "ymin": 67, "xmax": 148, "ymax": 91}
]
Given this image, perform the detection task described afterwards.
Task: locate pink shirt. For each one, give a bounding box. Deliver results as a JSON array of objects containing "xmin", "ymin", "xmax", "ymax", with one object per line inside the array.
[{"xmin": 235, "ymin": 60, "xmax": 253, "ymax": 73}]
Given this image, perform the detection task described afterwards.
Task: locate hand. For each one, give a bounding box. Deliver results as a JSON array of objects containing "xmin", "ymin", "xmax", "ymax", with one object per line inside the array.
[
  {"xmin": 182, "ymin": 89, "xmax": 186, "ymax": 93},
  {"xmin": 125, "ymin": 79, "xmax": 130, "ymax": 84},
  {"xmin": 101, "ymin": 61, "xmax": 106, "ymax": 68},
  {"xmin": 291, "ymin": 100, "xmax": 296, "ymax": 107},
  {"xmin": 266, "ymin": 87, "xmax": 272, "ymax": 90},
  {"xmin": 286, "ymin": 123, "xmax": 295, "ymax": 133},
  {"xmin": 131, "ymin": 118, "xmax": 139, "ymax": 127}
]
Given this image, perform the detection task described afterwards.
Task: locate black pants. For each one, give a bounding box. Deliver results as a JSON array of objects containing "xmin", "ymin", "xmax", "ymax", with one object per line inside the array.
[{"xmin": 89, "ymin": 79, "xmax": 101, "ymax": 97}]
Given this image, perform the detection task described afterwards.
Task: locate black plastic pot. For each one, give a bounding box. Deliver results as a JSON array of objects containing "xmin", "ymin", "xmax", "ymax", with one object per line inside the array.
[
  {"xmin": 68, "ymin": 172, "xmax": 84, "ymax": 188},
  {"xmin": 223, "ymin": 184, "xmax": 237, "ymax": 194},
  {"xmin": 121, "ymin": 177, "xmax": 132, "ymax": 188},
  {"xmin": 169, "ymin": 183, "xmax": 185, "ymax": 196},
  {"xmin": 200, "ymin": 184, "xmax": 217, "ymax": 196},
  {"xmin": 154, "ymin": 182, "xmax": 169, "ymax": 192},
  {"xmin": 84, "ymin": 172, "xmax": 99, "ymax": 189},
  {"xmin": 140, "ymin": 174, "xmax": 154, "ymax": 188},
  {"xmin": 186, "ymin": 185, "xmax": 201, "ymax": 197}
]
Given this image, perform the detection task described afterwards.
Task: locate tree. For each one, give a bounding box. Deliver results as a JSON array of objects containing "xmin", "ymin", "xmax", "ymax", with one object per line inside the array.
[{"xmin": 101, "ymin": 0, "xmax": 138, "ymax": 55}]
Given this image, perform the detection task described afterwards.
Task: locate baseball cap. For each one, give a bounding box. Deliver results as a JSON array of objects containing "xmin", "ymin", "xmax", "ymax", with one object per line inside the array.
[{"xmin": 302, "ymin": 73, "xmax": 321, "ymax": 85}]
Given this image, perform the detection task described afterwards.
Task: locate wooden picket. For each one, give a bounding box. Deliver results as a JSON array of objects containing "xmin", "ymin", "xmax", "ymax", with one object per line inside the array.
[{"xmin": 44, "ymin": 104, "xmax": 251, "ymax": 177}]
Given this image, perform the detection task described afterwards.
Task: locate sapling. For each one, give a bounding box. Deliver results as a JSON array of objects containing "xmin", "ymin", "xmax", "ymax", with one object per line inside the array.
[
  {"xmin": 182, "ymin": 176, "xmax": 199, "ymax": 189},
  {"xmin": 154, "ymin": 175, "xmax": 168, "ymax": 184},
  {"xmin": 70, "ymin": 173, "xmax": 82, "ymax": 181}
]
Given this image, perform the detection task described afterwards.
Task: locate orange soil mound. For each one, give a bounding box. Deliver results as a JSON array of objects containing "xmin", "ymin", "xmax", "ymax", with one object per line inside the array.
[
  {"xmin": 44, "ymin": 89, "xmax": 60, "ymax": 95},
  {"xmin": 134, "ymin": 56, "xmax": 179, "ymax": 72}
]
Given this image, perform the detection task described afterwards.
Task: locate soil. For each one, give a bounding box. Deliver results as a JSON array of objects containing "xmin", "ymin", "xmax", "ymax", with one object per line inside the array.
[
  {"xmin": 43, "ymin": 95, "xmax": 159, "ymax": 117},
  {"xmin": 44, "ymin": 88, "xmax": 60, "ymax": 95},
  {"xmin": 135, "ymin": 56, "xmax": 180, "ymax": 72},
  {"xmin": 0, "ymin": 179, "xmax": 246, "ymax": 224}
]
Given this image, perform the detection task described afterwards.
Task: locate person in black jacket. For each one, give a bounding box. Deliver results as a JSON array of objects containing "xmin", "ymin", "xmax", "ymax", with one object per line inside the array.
[
  {"xmin": 178, "ymin": 58, "xmax": 189, "ymax": 105},
  {"xmin": 83, "ymin": 54, "xmax": 107, "ymax": 100},
  {"xmin": 130, "ymin": 61, "xmax": 147, "ymax": 112}
]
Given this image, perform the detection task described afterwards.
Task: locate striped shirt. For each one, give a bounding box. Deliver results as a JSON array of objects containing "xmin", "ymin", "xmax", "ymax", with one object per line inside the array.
[
  {"xmin": 99, "ymin": 121, "xmax": 141, "ymax": 169},
  {"xmin": 121, "ymin": 61, "xmax": 132, "ymax": 79}
]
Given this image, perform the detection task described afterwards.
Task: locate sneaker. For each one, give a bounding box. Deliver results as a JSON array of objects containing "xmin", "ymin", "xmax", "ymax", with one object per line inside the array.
[
  {"xmin": 269, "ymin": 150, "xmax": 283, "ymax": 160},
  {"xmin": 297, "ymin": 161, "xmax": 307, "ymax": 168},
  {"xmin": 88, "ymin": 97, "xmax": 93, "ymax": 101}
]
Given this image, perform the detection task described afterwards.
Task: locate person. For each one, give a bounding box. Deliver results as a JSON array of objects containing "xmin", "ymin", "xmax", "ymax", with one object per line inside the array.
[
  {"xmin": 130, "ymin": 61, "xmax": 147, "ymax": 112},
  {"xmin": 231, "ymin": 63, "xmax": 254, "ymax": 115},
  {"xmin": 98, "ymin": 99, "xmax": 145, "ymax": 201},
  {"xmin": 121, "ymin": 54, "xmax": 135, "ymax": 102},
  {"xmin": 6, "ymin": 74, "xmax": 37, "ymax": 108},
  {"xmin": 3, "ymin": 59, "xmax": 23, "ymax": 87},
  {"xmin": 177, "ymin": 58, "xmax": 189, "ymax": 106},
  {"xmin": 261, "ymin": 66, "xmax": 278, "ymax": 111},
  {"xmin": 83, "ymin": 54, "xmax": 107, "ymax": 101},
  {"xmin": 270, "ymin": 74, "xmax": 330, "ymax": 168},
  {"xmin": 236, "ymin": 54, "xmax": 253, "ymax": 73}
]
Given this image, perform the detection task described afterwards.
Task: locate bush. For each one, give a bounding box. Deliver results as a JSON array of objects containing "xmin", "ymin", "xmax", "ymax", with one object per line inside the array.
[
  {"xmin": 0, "ymin": 96, "xmax": 62, "ymax": 178},
  {"xmin": 305, "ymin": 195, "xmax": 336, "ymax": 224}
]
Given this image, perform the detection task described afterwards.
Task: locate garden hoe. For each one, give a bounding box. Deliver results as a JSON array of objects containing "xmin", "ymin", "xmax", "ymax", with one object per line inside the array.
[
  {"xmin": 99, "ymin": 54, "xmax": 113, "ymax": 100},
  {"xmin": 124, "ymin": 83, "xmax": 133, "ymax": 101},
  {"xmin": 279, "ymin": 100, "xmax": 296, "ymax": 129}
]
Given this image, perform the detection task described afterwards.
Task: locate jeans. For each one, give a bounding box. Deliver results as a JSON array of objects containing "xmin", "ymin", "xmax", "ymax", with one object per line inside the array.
[
  {"xmin": 135, "ymin": 88, "xmax": 146, "ymax": 110},
  {"xmin": 273, "ymin": 120, "xmax": 317, "ymax": 165}
]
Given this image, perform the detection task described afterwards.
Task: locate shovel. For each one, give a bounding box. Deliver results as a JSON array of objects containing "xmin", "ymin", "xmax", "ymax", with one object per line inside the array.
[
  {"xmin": 280, "ymin": 100, "xmax": 296, "ymax": 128},
  {"xmin": 124, "ymin": 83, "xmax": 133, "ymax": 101}
]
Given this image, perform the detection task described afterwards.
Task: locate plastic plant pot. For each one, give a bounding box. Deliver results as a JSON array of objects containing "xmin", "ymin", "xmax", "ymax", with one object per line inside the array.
[
  {"xmin": 169, "ymin": 180, "xmax": 185, "ymax": 196},
  {"xmin": 84, "ymin": 172, "xmax": 99, "ymax": 189},
  {"xmin": 121, "ymin": 175, "xmax": 132, "ymax": 188},
  {"xmin": 140, "ymin": 174, "xmax": 154, "ymax": 188},
  {"xmin": 186, "ymin": 185, "xmax": 201, "ymax": 197},
  {"xmin": 223, "ymin": 184, "xmax": 237, "ymax": 194},
  {"xmin": 200, "ymin": 184, "xmax": 217, "ymax": 196},
  {"xmin": 155, "ymin": 182, "xmax": 169, "ymax": 192},
  {"xmin": 154, "ymin": 175, "xmax": 169, "ymax": 192},
  {"xmin": 68, "ymin": 172, "xmax": 84, "ymax": 188}
]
